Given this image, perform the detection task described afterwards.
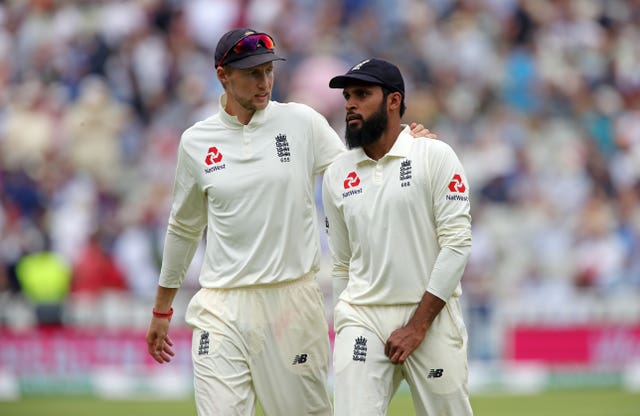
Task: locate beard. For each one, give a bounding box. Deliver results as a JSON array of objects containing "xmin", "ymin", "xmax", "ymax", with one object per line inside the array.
[{"xmin": 344, "ymin": 101, "xmax": 388, "ymax": 149}]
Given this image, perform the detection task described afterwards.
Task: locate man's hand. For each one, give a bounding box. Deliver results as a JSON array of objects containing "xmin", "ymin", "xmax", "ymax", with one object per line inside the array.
[
  {"xmin": 385, "ymin": 291, "xmax": 446, "ymax": 364},
  {"xmin": 409, "ymin": 122, "xmax": 438, "ymax": 139},
  {"xmin": 146, "ymin": 318, "xmax": 175, "ymax": 364},
  {"xmin": 385, "ymin": 324, "xmax": 427, "ymax": 364}
]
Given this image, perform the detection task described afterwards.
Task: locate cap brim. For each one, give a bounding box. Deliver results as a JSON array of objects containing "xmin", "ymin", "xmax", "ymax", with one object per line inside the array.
[
  {"xmin": 227, "ymin": 52, "xmax": 286, "ymax": 69},
  {"xmin": 329, "ymin": 74, "xmax": 385, "ymax": 89}
]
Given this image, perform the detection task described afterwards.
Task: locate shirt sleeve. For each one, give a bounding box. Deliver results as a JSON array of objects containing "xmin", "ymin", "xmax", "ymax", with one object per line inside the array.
[
  {"xmin": 322, "ymin": 170, "xmax": 350, "ymax": 303},
  {"xmin": 158, "ymin": 141, "xmax": 207, "ymax": 288},
  {"xmin": 158, "ymin": 228, "xmax": 201, "ymax": 288},
  {"xmin": 311, "ymin": 110, "xmax": 345, "ymax": 174},
  {"xmin": 426, "ymin": 142, "xmax": 472, "ymax": 301}
]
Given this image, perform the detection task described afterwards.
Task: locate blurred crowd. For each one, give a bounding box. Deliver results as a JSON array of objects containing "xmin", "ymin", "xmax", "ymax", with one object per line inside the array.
[{"xmin": 1, "ymin": 0, "xmax": 639, "ymax": 359}]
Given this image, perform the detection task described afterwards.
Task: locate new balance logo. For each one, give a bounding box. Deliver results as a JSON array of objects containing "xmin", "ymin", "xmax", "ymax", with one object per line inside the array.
[
  {"xmin": 198, "ymin": 331, "xmax": 210, "ymax": 356},
  {"xmin": 427, "ymin": 368, "xmax": 444, "ymax": 378},
  {"xmin": 353, "ymin": 336, "xmax": 367, "ymax": 362},
  {"xmin": 292, "ymin": 353, "xmax": 308, "ymax": 365}
]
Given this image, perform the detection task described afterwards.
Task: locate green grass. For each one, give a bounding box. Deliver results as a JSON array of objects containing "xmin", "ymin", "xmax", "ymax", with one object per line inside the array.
[
  {"xmin": 468, "ymin": 388, "xmax": 640, "ymax": 416},
  {"xmin": 0, "ymin": 388, "xmax": 638, "ymax": 415}
]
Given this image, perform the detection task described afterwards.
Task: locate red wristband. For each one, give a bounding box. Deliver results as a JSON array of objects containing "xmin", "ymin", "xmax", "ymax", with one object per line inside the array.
[{"xmin": 152, "ymin": 307, "xmax": 173, "ymax": 319}]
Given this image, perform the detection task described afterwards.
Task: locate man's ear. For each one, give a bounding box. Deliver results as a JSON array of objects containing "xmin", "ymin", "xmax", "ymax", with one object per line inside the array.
[
  {"xmin": 216, "ymin": 66, "xmax": 228, "ymax": 85},
  {"xmin": 388, "ymin": 91, "xmax": 402, "ymax": 112}
]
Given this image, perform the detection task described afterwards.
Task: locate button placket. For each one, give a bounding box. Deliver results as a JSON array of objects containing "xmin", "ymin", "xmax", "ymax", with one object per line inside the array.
[
  {"xmin": 373, "ymin": 162, "xmax": 383, "ymax": 184},
  {"xmin": 243, "ymin": 125, "xmax": 253, "ymax": 157}
]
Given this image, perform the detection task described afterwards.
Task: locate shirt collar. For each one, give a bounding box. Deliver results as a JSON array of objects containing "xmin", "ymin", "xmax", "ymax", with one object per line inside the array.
[
  {"xmin": 387, "ymin": 125, "xmax": 413, "ymax": 157},
  {"xmin": 218, "ymin": 93, "xmax": 270, "ymax": 127}
]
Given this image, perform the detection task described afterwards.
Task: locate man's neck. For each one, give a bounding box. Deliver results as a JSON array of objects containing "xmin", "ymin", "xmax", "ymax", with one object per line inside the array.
[
  {"xmin": 362, "ymin": 124, "xmax": 404, "ymax": 161},
  {"xmin": 223, "ymin": 94, "xmax": 257, "ymax": 125},
  {"xmin": 226, "ymin": 105, "xmax": 255, "ymax": 125}
]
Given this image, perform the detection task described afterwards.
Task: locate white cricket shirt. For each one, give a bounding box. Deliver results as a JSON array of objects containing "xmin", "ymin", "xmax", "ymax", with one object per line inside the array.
[
  {"xmin": 159, "ymin": 95, "xmax": 345, "ymax": 288},
  {"xmin": 322, "ymin": 127, "xmax": 472, "ymax": 305}
]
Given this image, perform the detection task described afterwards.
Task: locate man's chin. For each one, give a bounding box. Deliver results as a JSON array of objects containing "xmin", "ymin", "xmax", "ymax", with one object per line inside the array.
[
  {"xmin": 345, "ymin": 132, "xmax": 364, "ymax": 149},
  {"xmin": 346, "ymin": 124, "xmax": 362, "ymax": 136}
]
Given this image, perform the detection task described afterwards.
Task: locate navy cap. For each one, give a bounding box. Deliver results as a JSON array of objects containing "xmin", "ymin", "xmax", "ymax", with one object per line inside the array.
[
  {"xmin": 329, "ymin": 58, "xmax": 404, "ymax": 96},
  {"xmin": 215, "ymin": 28, "xmax": 285, "ymax": 69}
]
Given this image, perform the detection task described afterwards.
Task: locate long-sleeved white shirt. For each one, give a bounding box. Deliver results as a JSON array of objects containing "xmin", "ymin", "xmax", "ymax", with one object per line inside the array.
[
  {"xmin": 159, "ymin": 95, "xmax": 345, "ymax": 288},
  {"xmin": 322, "ymin": 127, "xmax": 472, "ymax": 305}
]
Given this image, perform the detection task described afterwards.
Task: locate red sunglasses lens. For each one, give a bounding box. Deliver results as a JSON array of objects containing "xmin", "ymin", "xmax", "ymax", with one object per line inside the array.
[
  {"xmin": 217, "ymin": 33, "xmax": 276, "ymax": 67},
  {"xmin": 232, "ymin": 34, "xmax": 275, "ymax": 54}
]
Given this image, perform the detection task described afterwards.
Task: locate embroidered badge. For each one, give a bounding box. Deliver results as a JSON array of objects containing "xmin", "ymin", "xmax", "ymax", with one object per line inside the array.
[
  {"xmin": 352, "ymin": 336, "xmax": 367, "ymax": 362},
  {"xmin": 198, "ymin": 331, "xmax": 210, "ymax": 355},
  {"xmin": 400, "ymin": 159, "xmax": 412, "ymax": 187},
  {"xmin": 275, "ymin": 133, "xmax": 291, "ymax": 162}
]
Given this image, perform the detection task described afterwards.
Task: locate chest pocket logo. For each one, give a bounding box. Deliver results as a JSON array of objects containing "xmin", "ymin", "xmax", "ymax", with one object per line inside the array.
[
  {"xmin": 275, "ymin": 134, "xmax": 291, "ymax": 162},
  {"xmin": 343, "ymin": 171, "xmax": 361, "ymax": 189},
  {"xmin": 205, "ymin": 146, "xmax": 223, "ymax": 165},
  {"xmin": 400, "ymin": 159, "xmax": 412, "ymax": 187}
]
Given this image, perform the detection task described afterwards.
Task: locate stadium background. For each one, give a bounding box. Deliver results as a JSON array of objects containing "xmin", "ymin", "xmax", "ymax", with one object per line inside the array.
[{"xmin": 0, "ymin": 0, "xmax": 639, "ymax": 413}]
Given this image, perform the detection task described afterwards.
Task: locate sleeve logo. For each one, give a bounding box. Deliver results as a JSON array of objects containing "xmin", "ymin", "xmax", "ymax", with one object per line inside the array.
[
  {"xmin": 447, "ymin": 174, "xmax": 466, "ymax": 193},
  {"xmin": 446, "ymin": 174, "xmax": 469, "ymax": 201}
]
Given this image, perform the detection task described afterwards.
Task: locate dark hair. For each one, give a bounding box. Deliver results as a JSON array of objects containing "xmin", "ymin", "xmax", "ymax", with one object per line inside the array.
[{"xmin": 382, "ymin": 87, "xmax": 406, "ymax": 117}]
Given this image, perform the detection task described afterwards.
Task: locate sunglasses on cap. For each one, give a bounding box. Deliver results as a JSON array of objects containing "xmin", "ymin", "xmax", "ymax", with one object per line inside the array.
[{"xmin": 217, "ymin": 33, "xmax": 276, "ymax": 67}]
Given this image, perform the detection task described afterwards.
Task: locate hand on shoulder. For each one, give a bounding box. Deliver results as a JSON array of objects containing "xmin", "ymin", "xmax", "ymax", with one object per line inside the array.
[{"xmin": 409, "ymin": 122, "xmax": 438, "ymax": 140}]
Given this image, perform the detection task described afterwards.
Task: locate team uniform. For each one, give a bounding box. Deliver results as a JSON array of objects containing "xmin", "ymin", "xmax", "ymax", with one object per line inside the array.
[
  {"xmin": 159, "ymin": 94, "xmax": 345, "ymax": 415},
  {"xmin": 322, "ymin": 128, "xmax": 473, "ymax": 416}
]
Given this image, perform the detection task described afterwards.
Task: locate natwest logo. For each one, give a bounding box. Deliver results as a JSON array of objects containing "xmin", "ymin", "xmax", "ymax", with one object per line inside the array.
[
  {"xmin": 448, "ymin": 174, "xmax": 466, "ymax": 193},
  {"xmin": 343, "ymin": 171, "xmax": 361, "ymax": 189},
  {"xmin": 205, "ymin": 146, "xmax": 223, "ymax": 165},
  {"xmin": 203, "ymin": 146, "xmax": 226, "ymax": 174}
]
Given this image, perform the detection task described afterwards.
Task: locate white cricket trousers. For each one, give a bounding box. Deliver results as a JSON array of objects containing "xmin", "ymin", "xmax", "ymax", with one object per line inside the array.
[
  {"xmin": 333, "ymin": 298, "xmax": 473, "ymax": 416},
  {"xmin": 185, "ymin": 273, "xmax": 332, "ymax": 416}
]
